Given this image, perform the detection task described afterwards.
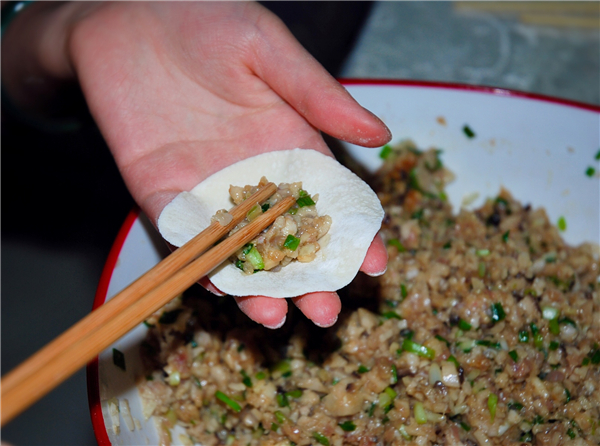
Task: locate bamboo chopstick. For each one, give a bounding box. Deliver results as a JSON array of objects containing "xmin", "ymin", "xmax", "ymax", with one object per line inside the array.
[{"xmin": 1, "ymin": 184, "xmax": 294, "ymax": 426}]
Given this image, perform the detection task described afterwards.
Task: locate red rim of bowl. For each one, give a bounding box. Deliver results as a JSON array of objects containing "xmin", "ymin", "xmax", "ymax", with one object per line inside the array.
[{"xmin": 86, "ymin": 79, "xmax": 600, "ymax": 444}]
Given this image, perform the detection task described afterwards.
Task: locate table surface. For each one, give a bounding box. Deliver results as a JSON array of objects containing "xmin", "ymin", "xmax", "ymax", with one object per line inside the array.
[{"xmin": 342, "ymin": 2, "xmax": 599, "ymax": 106}]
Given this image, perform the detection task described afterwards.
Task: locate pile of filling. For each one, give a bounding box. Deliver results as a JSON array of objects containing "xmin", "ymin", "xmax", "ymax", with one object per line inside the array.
[
  {"xmin": 226, "ymin": 177, "xmax": 332, "ymax": 274},
  {"xmin": 138, "ymin": 142, "xmax": 599, "ymax": 445}
]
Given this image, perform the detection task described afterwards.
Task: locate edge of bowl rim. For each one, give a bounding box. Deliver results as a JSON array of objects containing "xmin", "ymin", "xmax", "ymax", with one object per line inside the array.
[{"xmin": 86, "ymin": 79, "xmax": 600, "ymax": 444}]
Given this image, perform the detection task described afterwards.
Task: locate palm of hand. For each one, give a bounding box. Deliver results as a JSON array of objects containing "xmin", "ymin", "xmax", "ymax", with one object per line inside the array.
[{"xmin": 69, "ymin": 2, "xmax": 389, "ymax": 328}]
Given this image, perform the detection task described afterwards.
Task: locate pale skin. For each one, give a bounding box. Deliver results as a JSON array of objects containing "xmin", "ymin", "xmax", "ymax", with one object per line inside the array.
[{"xmin": 2, "ymin": 1, "xmax": 390, "ymax": 329}]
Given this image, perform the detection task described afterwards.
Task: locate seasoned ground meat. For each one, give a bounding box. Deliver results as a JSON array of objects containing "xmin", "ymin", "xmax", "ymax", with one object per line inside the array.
[
  {"xmin": 226, "ymin": 176, "xmax": 332, "ymax": 274},
  {"xmin": 140, "ymin": 142, "xmax": 599, "ymax": 445}
]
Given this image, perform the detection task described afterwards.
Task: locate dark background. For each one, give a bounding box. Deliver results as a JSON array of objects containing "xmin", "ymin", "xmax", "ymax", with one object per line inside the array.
[{"xmin": 1, "ymin": 2, "xmax": 374, "ymax": 445}]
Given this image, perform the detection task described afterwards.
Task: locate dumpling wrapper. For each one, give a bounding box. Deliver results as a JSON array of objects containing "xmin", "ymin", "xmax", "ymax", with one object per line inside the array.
[{"xmin": 157, "ymin": 149, "xmax": 384, "ymax": 298}]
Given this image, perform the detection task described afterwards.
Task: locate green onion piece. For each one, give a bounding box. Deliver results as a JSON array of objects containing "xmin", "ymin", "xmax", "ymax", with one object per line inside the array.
[
  {"xmin": 414, "ymin": 402, "xmax": 427, "ymax": 424},
  {"xmin": 270, "ymin": 422, "xmax": 279, "ymax": 432},
  {"xmin": 272, "ymin": 359, "xmax": 291, "ymax": 375},
  {"xmin": 463, "ymin": 125, "xmax": 476, "ymax": 138},
  {"xmin": 398, "ymin": 425, "xmax": 412, "ymax": 440},
  {"xmin": 596, "ymin": 149, "xmax": 600, "ymax": 161},
  {"xmin": 559, "ymin": 317, "xmax": 577, "ymax": 327},
  {"xmin": 476, "ymin": 248, "xmax": 490, "ymax": 256},
  {"xmin": 508, "ymin": 401, "xmax": 523, "ymax": 411},
  {"xmin": 549, "ymin": 318, "xmax": 560, "ymax": 336},
  {"xmin": 542, "ymin": 306, "xmax": 560, "ymax": 320},
  {"xmin": 384, "ymin": 386, "xmax": 397, "ymax": 399},
  {"xmin": 288, "ymin": 207, "xmax": 298, "ymax": 215},
  {"xmin": 381, "ymin": 311, "xmax": 402, "ymax": 320},
  {"xmin": 435, "ymin": 334, "xmax": 451, "ymax": 347},
  {"xmin": 519, "ymin": 330, "xmax": 529, "ymax": 342},
  {"xmin": 312, "ymin": 431, "xmax": 330, "ymax": 446},
  {"xmin": 478, "ymin": 261, "xmax": 486, "ymax": 278},
  {"xmin": 564, "ymin": 388, "xmax": 571, "ymax": 403},
  {"xmin": 488, "ymin": 393, "xmax": 498, "ymax": 422},
  {"xmin": 557, "ymin": 216, "xmax": 567, "ymax": 231},
  {"xmin": 509, "ymin": 350, "xmax": 518, "ymax": 362},
  {"xmin": 491, "ymin": 302, "xmax": 506, "ymax": 323},
  {"xmin": 387, "ymin": 238, "xmax": 406, "ymax": 252},
  {"xmin": 242, "ymin": 243, "xmax": 254, "ymax": 255},
  {"xmin": 296, "ymin": 195, "xmax": 315, "ymax": 208},
  {"xmin": 460, "ymin": 421, "xmax": 471, "ymax": 432},
  {"xmin": 533, "ymin": 415, "xmax": 544, "ymax": 425},
  {"xmin": 457, "ymin": 339, "xmax": 476, "ymax": 353},
  {"xmin": 591, "ymin": 344, "xmax": 600, "ymax": 365},
  {"xmin": 165, "ymin": 407, "xmax": 177, "ymax": 426},
  {"xmin": 378, "ymin": 389, "xmax": 394, "ymax": 410},
  {"xmin": 338, "ymin": 420, "xmax": 356, "ymax": 432},
  {"xmin": 143, "ymin": 320, "xmax": 154, "ymax": 328},
  {"xmin": 283, "ymin": 234, "xmax": 301, "ymax": 251},
  {"xmin": 567, "ymin": 428, "xmax": 576, "ymax": 439},
  {"xmin": 549, "ymin": 341, "xmax": 559, "ymax": 351},
  {"xmin": 367, "ymin": 402, "xmax": 376, "ymax": 417},
  {"xmin": 402, "ymin": 339, "xmax": 435, "ymax": 360},
  {"xmin": 274, "ymin": 410, "xmax": 286, "ymax": 424},
  {"xmin": 400, "ymin": 283, "xmax": 408, "ymax": 299},
  {"xmin": 379, "ymin": 144, "xmax": 392, "ymax": 159},
  {"xmin": 447, "ymin": 355, "xmax": 461, "ymax": 369},
  {"xmin": 357, "ymin": 365, "xmax": 370, "ymax": 374},
  {"xmin": 502, "ymin": 231, "xmax": 510, "ymax": 243},
  {"xmin": 167, "ymin": 370, "xmax": 180, "ymax": 386},
  {"xmin": 241, "ymin": 370, "xmax": 252, "ymax": 388},
  {"xmin": 235, "ymin": 259, "xmax": 244, "ymax": 270},
  {"xmin": 215, "ymin": 390, "xmax": 242, "ymax": 412},
  {"xmin": 255, "ymin": 371, "xmax": 266, "ymax": 380},
  {"xmin": 245, "ymin": 246, "xmax": 264, "ymax": 270},
  {"xmin": 113, "ymin": 348, "xmax": 126, "ymax": 371},
  {"xmin": 443, "ymin": 241, "xmax": 452, "ymax": 249},
  {"xmin": 391, "ymin": 364, "xmax": 398, "ymax": 384},
  {"xmin": 476, "ymin": 340, "xmax": 501, "ymax": 350},
  {"xmin": 285, "ymin": 389, "xmax": 303, "ymax": 399},
  {"xmin": 276, "ymin": 392, "xmax": 289, "ymax": 408},
  {"xmin": 457, "ymin": 318, "xmax": 472, "ymax": 331},
  {"xmin": 246, "ymin": 204, "xmax": 262, "ymax": 221},
  {"xmin": 586, "ymin": 166, "xmax": 596, "ymax": 177},
  {"xmin": 261, "ymin": 202, "xmax": 270, "ymax": 212}
]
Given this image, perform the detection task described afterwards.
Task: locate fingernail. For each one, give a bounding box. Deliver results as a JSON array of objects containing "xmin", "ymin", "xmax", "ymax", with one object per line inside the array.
[
  {"xmin": 263, "ymin": 316, "xmax": 286, "ymax": 330},
  {"xmin": 314, "ymin": 315, "xmax": 338, "ymax": 328},
  {"xmin": 366, "ymin": 266, "xmax": 387, "ymax": 277}
]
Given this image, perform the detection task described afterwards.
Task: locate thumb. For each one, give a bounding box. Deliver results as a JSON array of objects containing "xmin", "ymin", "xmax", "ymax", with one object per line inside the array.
[{"xmin": 248, "ymin": 10, "xmax": 392, "ymax": 148}]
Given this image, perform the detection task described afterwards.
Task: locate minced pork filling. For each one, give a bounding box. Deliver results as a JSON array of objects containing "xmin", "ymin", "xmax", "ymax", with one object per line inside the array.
[
  {"xmin": 224, "ymin": 176, "xmax": 332, "ymax": 274},
  {"xmin": 139, "ymin": 141, "xmax": 599, "ymax": 446}
]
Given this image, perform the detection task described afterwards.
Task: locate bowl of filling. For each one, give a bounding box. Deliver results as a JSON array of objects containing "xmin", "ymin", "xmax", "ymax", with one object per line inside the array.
[{"xmin": 87, "ymin": 81, "xmax": 600, "ymax": 446}]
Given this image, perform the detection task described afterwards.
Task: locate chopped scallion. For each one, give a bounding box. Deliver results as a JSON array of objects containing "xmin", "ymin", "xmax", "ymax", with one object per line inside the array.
[
  {"xmin": 463, "ymin": 125, "xmax": 476, "ymax": 139},
  {"xmin": 245, "ymin": 246, "xmax": 264, "ymax": 270},
  {"xmin": 502, "ymin": 231, "xmax": 510, "ymax": 243},
  {"xmin": 519, "ymin": 330, "xmax": 530, "ymax": 343},
  {"xmin": 283, "ymin": 234, "xmax": 301, "ymax": 251},
  {"xmin": 387, "ymin": 238, "xmax": 406, "ymax": 252},
  {"xmin": 312, "ymin": 431, "xmax": 330, "ymax": 445},
  {"xmin": 240, "ymin": 370, "xmax": 252, "ymax": 388},
  {"xmin": 414, "ymin": 402, "xmax": 427, "ymax": 424},
  {"xmin": 391, "ymin": 364, "xmax": 398, "ymax": 384},
  {"xmin": 491, "ymin": 302, "xmax": 506, "ymax": 323},
  {"xmin": 401, "ymin": 339, "xmax": 435, "ymax": 360},
  {"xmin": 488, "ymin": 393, "xmax": 498, "ymax": 421},
  {"xmin": 296, "ymin": 195, "xmax": 315, "ymax": 208},
  {"xmin": 379, "ymin": 144, "xmax": 392, "ymax": 159},
  {"xmin": 215, "ymin": 390, "xmax": 242, "ymax": 412},
  {"xmin": 113, "ymin": 348, "xmax": 126, "ymax": 371},
  {"xmin": 557, "ymin": 216, "xmax": 567, "ymax": 231},
  {"xmin": 509, "ymin": 350, "xmax": 518, "ymax": 362},
  {"xmin": 338, "ymin": 420, "xmax": 356, "ymax": 432},
  {"xmin": 542, "ymin": 306, "xmax": 560, "ymax": 320},
  {"xmin": 457, "ymin": 318, "xmax": 472, "ymax": 331},
  {"xmin": 586, "ymin": 166, "xmax": 596, "ymax": 177}
]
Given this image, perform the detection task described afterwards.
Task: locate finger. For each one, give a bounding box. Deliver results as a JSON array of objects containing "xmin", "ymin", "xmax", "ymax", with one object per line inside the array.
[
  {"xmin": 292, "ymin": 292, "xmax": 341, "ymax": 328},
  {"xmin": 360, "ymin": 233, "xmax": 388, "ymax": 277},
  {"xmin": 198, "ymin": 277, "xmax": 227, "ymax": 297},
  {"xmin": 234, "ymin": 295, "xmax": 288, "ymax": 329},
  {"xmin": 249, "ymin": 8, "xmax": 392, "ymax": 148}
]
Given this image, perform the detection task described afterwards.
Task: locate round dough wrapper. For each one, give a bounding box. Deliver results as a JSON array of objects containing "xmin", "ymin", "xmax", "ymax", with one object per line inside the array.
[{"xmin": 157, "ymin": 149, "xmax": 384, "ymax": 298}]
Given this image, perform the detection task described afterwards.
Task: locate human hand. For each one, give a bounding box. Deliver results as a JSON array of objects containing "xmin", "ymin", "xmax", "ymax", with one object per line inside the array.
[{"xmin": 5, "ymin": 2, "xmax": 391, "ymax": 328}]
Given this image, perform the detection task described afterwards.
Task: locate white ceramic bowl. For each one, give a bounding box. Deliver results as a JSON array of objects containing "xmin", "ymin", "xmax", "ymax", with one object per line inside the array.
[{"xmin": 87, "ymin": 81, "xmax": 600, "ymax": 445}]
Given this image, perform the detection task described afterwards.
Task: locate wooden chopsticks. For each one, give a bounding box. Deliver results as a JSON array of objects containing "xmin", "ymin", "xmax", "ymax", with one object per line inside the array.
[{"xmin": 1, "ymin": 183, "xmax": 294, "ymax": 426}]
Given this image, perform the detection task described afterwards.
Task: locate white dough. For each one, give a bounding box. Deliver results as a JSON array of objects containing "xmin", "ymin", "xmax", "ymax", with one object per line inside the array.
[{"xmin": 157, "ymin": 149, "xmax": 384, "ymax": 298}]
